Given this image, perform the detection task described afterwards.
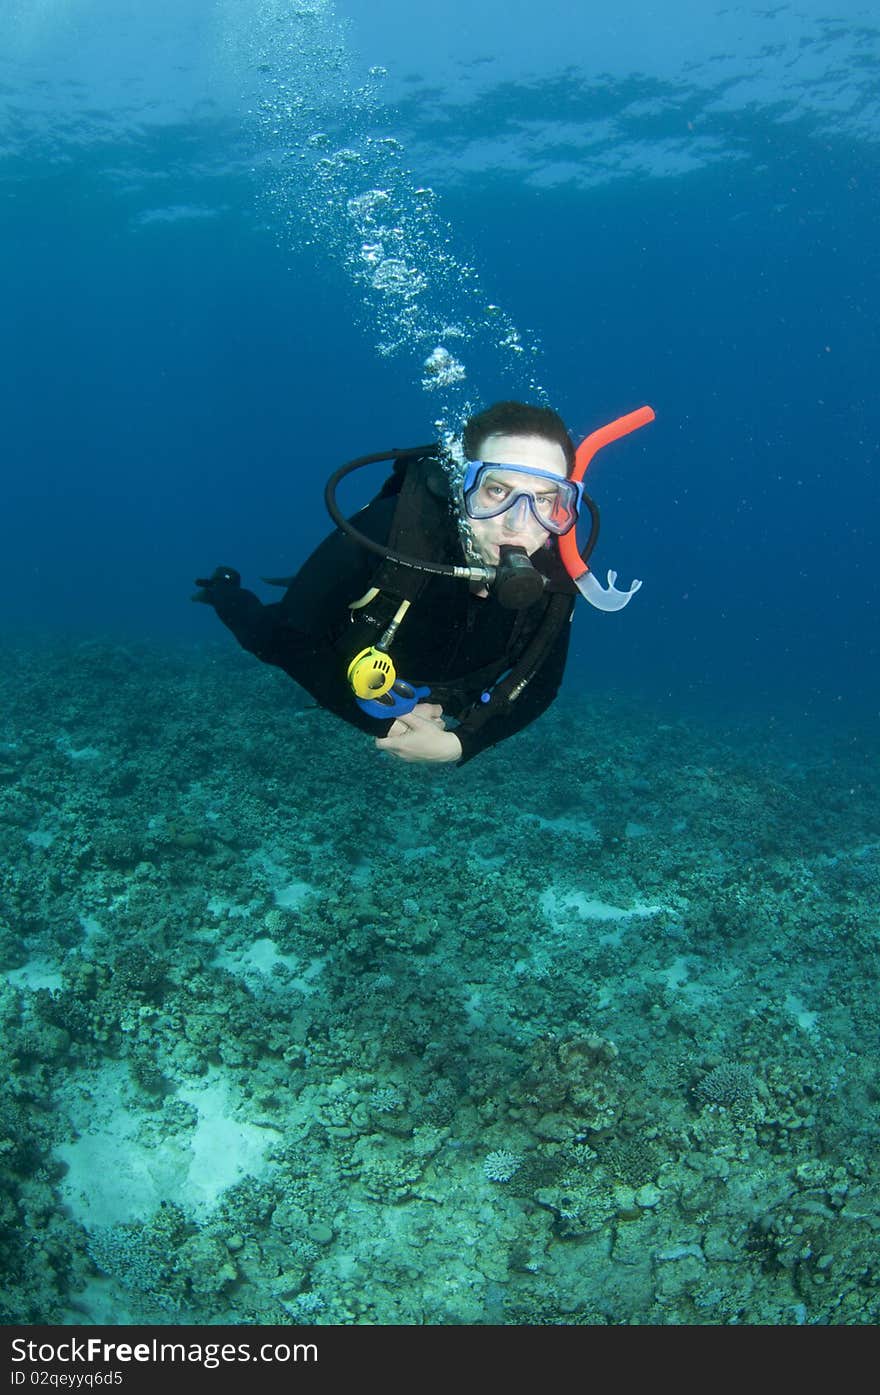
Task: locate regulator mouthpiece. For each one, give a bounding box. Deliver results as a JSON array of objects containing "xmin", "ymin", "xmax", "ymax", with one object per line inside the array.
[{"xmin": 494, "ymin": 545, "xmax": 547, "ymax": 610}]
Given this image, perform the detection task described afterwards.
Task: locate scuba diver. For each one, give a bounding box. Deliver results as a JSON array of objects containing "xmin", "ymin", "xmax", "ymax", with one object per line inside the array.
[{"xmin": 193, "ymin": 399, "xmax": 654, "ymax": 766}]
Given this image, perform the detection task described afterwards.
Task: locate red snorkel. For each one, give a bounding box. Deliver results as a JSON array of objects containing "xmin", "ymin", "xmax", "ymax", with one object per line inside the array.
[{"xmin": 559, "ymin": 404, "xmax": 655, "ymax": 609}]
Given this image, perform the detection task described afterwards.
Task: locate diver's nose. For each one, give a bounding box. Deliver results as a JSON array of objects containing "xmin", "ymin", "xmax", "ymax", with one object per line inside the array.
[{"xmin": 503, "ymin": 495, "xmax": 531, "ymax": 532}]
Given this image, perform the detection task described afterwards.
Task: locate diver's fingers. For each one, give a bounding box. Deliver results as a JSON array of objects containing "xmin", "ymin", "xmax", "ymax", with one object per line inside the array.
[
  {"xmin": 411, "ymin": 702, "xmax": 445, "ymax": 726},
  {"xmin": 376, "ymin": 709, "xmax": 437, "ymax": 749},
  {"xmin": 379, "ymin": 711, "xmax": 421, "ymax": 740}
]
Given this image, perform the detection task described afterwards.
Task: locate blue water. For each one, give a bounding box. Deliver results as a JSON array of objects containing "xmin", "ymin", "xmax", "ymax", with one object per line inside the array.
[
  {"xmin": 3, "ymin": 0, "xmax": 877, "ymax": 723},
  {"xmin": 2, "ymin": 0, "xmax": 879, "ymax": 1329}
]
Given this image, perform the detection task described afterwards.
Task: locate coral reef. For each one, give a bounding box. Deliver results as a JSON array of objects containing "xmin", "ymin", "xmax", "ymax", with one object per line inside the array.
[{"xmin": 1, "ymin": 639, "xmax": 879, "ymax": 1325}]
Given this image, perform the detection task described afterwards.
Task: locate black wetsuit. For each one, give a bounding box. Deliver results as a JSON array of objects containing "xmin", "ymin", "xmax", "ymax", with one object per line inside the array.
[{"xmin": 204, "ymin": 491, "xmax": 575, "ymax": 765}]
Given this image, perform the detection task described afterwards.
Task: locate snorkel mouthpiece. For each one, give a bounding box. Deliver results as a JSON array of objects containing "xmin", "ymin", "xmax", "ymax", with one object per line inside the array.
[{"xmin": 575, "ymin": 568, "xmax": 643, "ymax": 611}]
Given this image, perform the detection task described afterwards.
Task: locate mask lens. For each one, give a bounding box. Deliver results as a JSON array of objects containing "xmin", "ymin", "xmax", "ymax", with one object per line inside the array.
[{"xmin": 463, "ymin": 462, "xmax": 579, "ymax": 535}]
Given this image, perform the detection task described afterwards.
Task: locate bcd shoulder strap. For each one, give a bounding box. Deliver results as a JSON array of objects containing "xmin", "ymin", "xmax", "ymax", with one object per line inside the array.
[{"xmin": 366, "ymin": 450, "xmax": 457, "ymax": 605}]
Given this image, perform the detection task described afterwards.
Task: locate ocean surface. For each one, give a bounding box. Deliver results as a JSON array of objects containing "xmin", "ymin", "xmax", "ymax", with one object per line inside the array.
[{"xmin": 1, "ymin": 0, "xmax": 878, "ymax": 1328}]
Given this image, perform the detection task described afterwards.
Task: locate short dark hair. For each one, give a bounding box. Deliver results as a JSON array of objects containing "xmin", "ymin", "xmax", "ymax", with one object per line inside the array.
[{"xmin": 462, "ymin": 401, "xmax": 575, "ymax": 472}]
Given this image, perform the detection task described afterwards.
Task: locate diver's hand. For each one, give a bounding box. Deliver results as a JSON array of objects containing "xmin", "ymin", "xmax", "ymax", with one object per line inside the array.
[
  {"xmin": 375, "ymin": 704, "xmax": 462, "ymax": 764},
  {"xmin": 192, "ymin": 566, "xmax": 241, "ymax": 604}
]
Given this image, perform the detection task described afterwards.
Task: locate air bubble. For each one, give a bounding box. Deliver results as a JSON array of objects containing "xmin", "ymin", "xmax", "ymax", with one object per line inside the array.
[
  {"xmin": 371, "ymin": 258, "xmax": 425, "ymax": 298},
  {"xmin": 422, "ymin": 346, "xmax": 467, "ymax": 390}
]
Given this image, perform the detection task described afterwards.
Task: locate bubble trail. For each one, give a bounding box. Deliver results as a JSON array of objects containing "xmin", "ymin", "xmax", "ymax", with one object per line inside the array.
[{"xmin": 231, "ymin": 0, "xmax": 548, "ymax": 435}]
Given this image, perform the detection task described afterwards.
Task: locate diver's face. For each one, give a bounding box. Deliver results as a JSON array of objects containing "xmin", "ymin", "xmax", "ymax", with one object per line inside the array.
[{"xmin": 464, "ymin": 433, "xmax": 569, "ymax": 566}]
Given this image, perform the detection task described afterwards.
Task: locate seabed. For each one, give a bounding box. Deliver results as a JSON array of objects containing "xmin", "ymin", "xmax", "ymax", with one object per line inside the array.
[{"xmin": 1, "ymin": 638, "xmax": 878, "ymax": 1325}]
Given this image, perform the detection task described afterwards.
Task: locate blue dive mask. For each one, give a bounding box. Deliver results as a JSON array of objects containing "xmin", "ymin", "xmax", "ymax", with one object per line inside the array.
[{"xmin": 462, "ymin": 461, "xmax": 583, "ymax": 536}]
